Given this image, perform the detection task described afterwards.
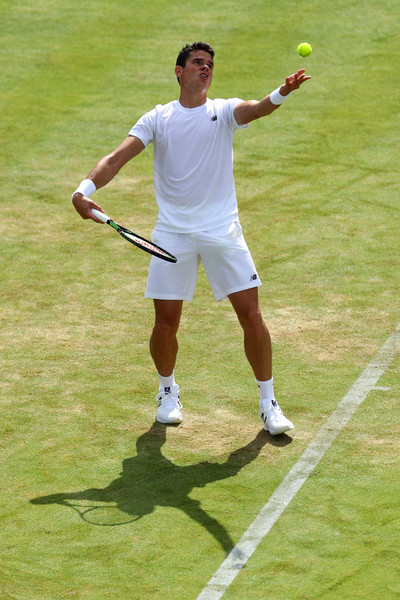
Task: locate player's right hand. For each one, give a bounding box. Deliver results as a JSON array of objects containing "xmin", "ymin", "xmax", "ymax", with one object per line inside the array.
[{"xmin": 72, "ymin": 193, "xmax": 104, "ymax": 222}]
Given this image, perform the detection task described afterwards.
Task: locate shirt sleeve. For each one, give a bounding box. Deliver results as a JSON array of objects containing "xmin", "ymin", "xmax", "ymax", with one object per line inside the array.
[
  {"xmin": 128, "ymin": 106, "xmax": 158, "ymax": 147},
  {"xmin": 216, "ymin": 98, "xmax": 250, "ymax": 131}
]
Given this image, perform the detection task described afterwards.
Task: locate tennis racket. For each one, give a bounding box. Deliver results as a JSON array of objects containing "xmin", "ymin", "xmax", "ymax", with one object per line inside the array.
[{"xmin": 91, "ymin": 209, "xmax": 177, "ymax": 263}]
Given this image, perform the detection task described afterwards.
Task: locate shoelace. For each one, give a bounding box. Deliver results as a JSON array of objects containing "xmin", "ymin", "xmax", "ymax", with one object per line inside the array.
[
  {"xmin": 260, "ymin": 400, "xmax": 282, "ymax": 423},
  {"xmin": 156, "ymin": 392, "xmax": 182, "ymax": 409},
  {"xmin": 269, "ymin": 399, "xmax": 283, "ymax": 417}
]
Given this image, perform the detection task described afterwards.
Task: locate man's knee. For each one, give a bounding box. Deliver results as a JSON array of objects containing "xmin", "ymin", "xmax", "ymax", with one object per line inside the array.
[
  {"xmin": 153, "ymin": 300, "xmax": 182, "ymax": 336},
  {"xmin": 241, "ymin": 306, "xmax": 265, "ymax": 332},
  {"xmin": 153, "ymin": 320, "xmax": 179, "ymax": 340}
]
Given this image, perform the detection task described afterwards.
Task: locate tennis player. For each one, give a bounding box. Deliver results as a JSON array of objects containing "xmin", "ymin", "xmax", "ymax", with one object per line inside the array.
[{"xmin": 72, "ymin": 41, "xmax": 311, "ymax": 434}]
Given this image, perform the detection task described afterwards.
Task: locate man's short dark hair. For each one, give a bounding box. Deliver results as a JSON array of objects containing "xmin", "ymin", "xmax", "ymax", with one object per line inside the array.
[{"xmin": 175, "ymin": 42, "xmax": 215, "ymax": 83}]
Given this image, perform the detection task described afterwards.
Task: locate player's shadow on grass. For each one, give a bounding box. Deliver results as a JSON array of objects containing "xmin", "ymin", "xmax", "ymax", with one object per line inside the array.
[{"xmin": 30, "ymin": 422, "xmax": 291, "ymax": 554}]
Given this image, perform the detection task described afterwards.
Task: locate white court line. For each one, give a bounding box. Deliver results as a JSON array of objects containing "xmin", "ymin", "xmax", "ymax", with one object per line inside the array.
[{"xmin": 197, "ymin": 323, "xmax": 399, "ymax": 600}]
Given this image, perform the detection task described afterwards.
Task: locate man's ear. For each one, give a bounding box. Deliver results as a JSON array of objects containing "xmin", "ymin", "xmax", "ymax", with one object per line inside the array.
[{"xmin": 175, "ymin": 65, "xmax": 182, "ymax": 81}]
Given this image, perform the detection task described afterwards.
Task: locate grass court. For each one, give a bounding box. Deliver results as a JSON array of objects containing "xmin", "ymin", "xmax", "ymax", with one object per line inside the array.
[{"xmin": 1, "ymin": 0, "xmax": 399, "ymax": 598}]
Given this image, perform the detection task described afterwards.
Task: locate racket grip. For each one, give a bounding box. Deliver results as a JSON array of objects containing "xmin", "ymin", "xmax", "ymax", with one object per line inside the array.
[{"xmin": 91, "ymin": 208, "xmax": 109, "ymax": 223}]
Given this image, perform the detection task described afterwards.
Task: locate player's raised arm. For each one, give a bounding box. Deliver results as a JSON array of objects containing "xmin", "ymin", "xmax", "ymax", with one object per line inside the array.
[
  {"xmin": 72, "ymin": 135, "xmax": 145, "ymax": 221},
  {"xmin": 234, "ymin": 69, "xmax": 311, "ymax": 126}
]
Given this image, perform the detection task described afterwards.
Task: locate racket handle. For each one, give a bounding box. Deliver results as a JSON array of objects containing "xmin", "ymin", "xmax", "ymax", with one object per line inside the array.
[{"xmin": 91, "ymin": 208, "xmax": 109, "ymax": 223}]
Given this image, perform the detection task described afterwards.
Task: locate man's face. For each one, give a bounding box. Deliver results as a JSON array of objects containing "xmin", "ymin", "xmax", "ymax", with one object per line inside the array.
[{"xmin": 175, "ymin": 50, "xmax": 214, "ymax": 91}]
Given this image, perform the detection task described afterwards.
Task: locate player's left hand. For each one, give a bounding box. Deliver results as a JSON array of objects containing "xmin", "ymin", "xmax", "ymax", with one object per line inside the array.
[{"xmin": 280, "ymin": 69, "xmax": 311, "ymax": 96}]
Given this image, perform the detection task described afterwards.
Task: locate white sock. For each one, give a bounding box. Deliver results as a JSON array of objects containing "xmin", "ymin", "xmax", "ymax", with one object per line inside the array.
[
  {"xmin": 256, "ymin": 377, "xmax": 274, "ymax": 405},
  {"xmin": 158, "ymin": 371, "xmax": 176, "ymax": 392}
]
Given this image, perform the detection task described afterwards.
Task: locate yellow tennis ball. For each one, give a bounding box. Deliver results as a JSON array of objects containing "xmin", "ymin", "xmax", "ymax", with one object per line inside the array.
[{"xmin": 297, "ymin": 42, "xmax": 312, "ymax": 57}]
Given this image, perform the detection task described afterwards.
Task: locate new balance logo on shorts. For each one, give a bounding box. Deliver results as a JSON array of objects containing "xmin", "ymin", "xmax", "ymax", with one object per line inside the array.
[{"xmin": 250, "ymin": 274, "xmax": 258, "ymax": 281}]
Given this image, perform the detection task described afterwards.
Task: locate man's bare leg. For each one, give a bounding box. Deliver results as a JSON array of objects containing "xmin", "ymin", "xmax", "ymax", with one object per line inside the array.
[
  {"xmin": 150, "ymin": 299, "xmax": 183, "ymax": 376},
  {"xmin": 228, "ymin": 287, "xmax": 272, "ymax": 381},
  {"xmin": 150, "ymin": 299, "xmax": 183, "ymax": 424},
  {"xmin": 228, "ymin": 287, "xmax": 293, "ymax": 434}
]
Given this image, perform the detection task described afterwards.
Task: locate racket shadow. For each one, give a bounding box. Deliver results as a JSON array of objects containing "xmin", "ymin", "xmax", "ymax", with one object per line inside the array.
[{"xmin": 30, "ymin": 423, "xmax": 292, "ymax": 554}]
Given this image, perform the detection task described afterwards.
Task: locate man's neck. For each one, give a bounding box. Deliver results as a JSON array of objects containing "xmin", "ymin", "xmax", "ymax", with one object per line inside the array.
[{"xmin": 178, "ymin": 89, "xmax": 208, "ymax": 109}]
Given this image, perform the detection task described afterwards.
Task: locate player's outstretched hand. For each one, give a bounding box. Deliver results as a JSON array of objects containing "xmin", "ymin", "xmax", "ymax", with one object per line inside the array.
[{"xmin": 280, "ymin": 69, "xmax": 311, "ymax": 96}]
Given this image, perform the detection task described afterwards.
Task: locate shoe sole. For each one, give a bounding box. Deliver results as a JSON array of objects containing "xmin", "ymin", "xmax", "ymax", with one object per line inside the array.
[
  {"xmin": 264, "ymin": 422, "xmax": 294, "ymax": 435},
  {"xmin": 156, "ymin": 415, "xmax": 182, "ymax": 425},
  {"xmin": 261, "ymin": 415, "xmax": 294, "ymax": 435}
]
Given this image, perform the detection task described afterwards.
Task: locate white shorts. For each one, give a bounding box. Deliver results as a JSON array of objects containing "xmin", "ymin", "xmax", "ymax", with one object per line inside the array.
[{"xmin": 145, "ymin": 221, "xmax": 261, "ymax": 302}]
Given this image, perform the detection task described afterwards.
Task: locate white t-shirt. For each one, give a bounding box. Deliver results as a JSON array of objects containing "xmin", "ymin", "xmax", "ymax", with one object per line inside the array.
[{"xmin": 129, "ymin": 98, "xmax": 249, "ymax": 233}]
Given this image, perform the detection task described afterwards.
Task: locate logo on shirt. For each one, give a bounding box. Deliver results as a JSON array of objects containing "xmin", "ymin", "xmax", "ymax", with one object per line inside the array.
[
  {"xmin": 250, "ymin": 274, "xmax": 258, "ymax": 281},
  {"xmin": 211, "ymin": 115, "xmax": 217, "ymax": 121}
]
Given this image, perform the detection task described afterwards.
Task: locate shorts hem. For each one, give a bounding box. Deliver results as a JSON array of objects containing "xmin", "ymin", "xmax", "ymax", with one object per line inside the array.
[
  {"xmin": 144, "ymin": 292, "xmax": 193, "ymax": 302},
  {"xmin": 215, "ymin": 279, "xmax": 262, "ymax": 302}
]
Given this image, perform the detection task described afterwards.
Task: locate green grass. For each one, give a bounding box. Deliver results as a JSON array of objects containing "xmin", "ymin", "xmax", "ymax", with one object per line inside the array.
[{"xmin": 1, "ymin": 0, "xmax": 399, "ymax": 598}]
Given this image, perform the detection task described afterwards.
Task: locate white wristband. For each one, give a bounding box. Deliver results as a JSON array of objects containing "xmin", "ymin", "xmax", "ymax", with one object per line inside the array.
[
  {"xmin": 269, "ymin": 87, "xmax": 291, "ymax": 106},
  {"xmin": 72, "ymin": 178, "xmax": 96, "ymax": 199}
]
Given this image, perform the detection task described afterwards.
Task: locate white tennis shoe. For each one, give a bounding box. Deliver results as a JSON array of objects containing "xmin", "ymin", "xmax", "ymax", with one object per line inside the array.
[
  {"xmin": 156, "ymin": 386, "xmax": 182, "ymax": 424},
  {"xmin": 260, "ymin": 398, "xmax": 294, "ymax": 435}
]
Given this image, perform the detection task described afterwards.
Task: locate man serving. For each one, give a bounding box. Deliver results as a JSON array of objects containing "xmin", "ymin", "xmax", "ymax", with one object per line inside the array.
[{"xmin": 72, "ymin": 41, "xmax": 311, "ymax": 434}]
